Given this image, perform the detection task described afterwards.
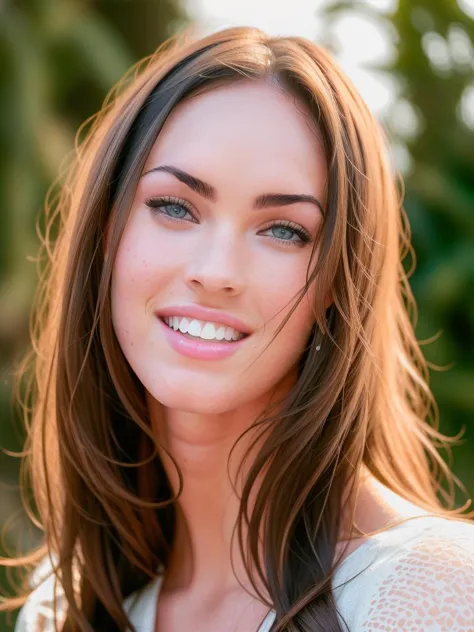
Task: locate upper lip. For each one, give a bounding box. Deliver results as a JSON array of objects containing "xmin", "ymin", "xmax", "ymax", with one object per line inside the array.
[{"xmin": 155, "ymin": 304, "xmax": 253, "ymax": 335}]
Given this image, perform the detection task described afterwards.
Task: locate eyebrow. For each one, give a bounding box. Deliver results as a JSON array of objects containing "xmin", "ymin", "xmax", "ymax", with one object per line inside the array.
[{"xmin": 141, "ymin": 165, "xmax": 325, "ymax": 215}]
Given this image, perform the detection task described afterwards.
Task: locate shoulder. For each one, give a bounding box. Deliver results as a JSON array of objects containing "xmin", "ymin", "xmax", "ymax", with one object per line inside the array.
[
  {"xmin": 334, "ymin": 515, "xmax": 474, "ymax": 631},
  {"xmin": 14, "ymin": 556, "xmax": 68, "ymax": 632}
]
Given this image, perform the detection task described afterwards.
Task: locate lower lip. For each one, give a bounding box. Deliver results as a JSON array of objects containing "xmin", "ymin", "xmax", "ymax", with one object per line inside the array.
[{"xmin": 157, "ymin": 317, "xmax": 250, "ymax": 361}]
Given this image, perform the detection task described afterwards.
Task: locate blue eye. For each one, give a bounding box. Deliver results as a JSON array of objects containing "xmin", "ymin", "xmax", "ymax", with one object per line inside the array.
[
  {"xmin": 161, "ymin": 203, "xmax": 189, "ymax": 220},
  {"xmin": 264, "ymin": 222, "xmax": 311, "ymax": 247},
  {"xmin": 145, "ymin": 196, "xmax": 195, "ymax": 222},
  {"xmin": 145, "ymin": 196, "xmax": 313, "ymax": 248}
]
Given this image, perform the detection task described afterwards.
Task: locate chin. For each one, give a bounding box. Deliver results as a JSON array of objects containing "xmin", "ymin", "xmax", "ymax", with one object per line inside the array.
[{"xmin": 146, "ymin": 381, "xmax": 242, "ymax": 415}]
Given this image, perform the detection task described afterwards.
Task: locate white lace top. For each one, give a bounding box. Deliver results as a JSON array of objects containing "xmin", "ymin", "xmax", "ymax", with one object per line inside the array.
[{"xmin": 14, "ymin": 515, "xmax": 474, "ymax": 631}]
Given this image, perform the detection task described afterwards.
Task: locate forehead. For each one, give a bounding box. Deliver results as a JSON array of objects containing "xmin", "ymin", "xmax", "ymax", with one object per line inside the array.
[{"xmin": 143, "ymin": 80, "xmax": 327, "ymax": 193}]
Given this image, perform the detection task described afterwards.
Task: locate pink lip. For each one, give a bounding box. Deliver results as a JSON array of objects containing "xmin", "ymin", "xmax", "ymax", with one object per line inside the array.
[
  {"xmin": 155, "ymin": 304, "xmax": 252, "ymax": 335},
  {"xmin": 157, "ymin": 316, "xmax": 250, "ymax": 361}
]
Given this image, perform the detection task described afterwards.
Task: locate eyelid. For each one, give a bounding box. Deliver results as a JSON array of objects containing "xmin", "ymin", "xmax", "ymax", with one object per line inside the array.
[
  {"xmin": 259, "ymin": 219, "xmax": 312, "ymax": 242},
  {"xmin": 145, "ymin": 195, "xmax": 313, "ymax": 244},
  {"xmin": 144, "ymin": 195, "xmax": 194, "ymax": 212}
]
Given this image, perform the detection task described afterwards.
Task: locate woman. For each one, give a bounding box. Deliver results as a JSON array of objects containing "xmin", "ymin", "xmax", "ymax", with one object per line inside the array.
[{"xmin": 3, "ymin": 25, "xmax": 474, "ymax": 632}]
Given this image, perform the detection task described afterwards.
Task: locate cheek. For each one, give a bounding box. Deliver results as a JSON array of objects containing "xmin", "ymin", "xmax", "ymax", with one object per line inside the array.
[
  {"xmin": 111, "ymin": 219, "xmax": 175, "ymax": 305},
  {"xmin": 110, "ymin": 221, "xmax": 164, "ymax": 350},
  {"xmin": 248, "ymin": 259, "xmax": 317, "ymax": 389},
  {"xmin": 255, "ymin": 255, "xmax": 316, "ymax": 335}
]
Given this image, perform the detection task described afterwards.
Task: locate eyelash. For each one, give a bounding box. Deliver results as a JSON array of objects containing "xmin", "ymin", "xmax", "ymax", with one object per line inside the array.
[{"xmin": 144, "ymin": 195, "xmax": 313, "ymax": 248}]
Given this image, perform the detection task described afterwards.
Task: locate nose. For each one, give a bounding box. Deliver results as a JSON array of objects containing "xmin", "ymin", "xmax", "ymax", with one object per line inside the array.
[{"xmin": 183, "ymin": 227, "xmax": 246, "ymax": 296}]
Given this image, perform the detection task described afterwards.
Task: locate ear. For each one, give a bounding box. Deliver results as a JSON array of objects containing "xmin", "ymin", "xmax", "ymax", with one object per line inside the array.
[{"xmin": 324, "ymin": 290, "xmax": 333, "ymax": 311}]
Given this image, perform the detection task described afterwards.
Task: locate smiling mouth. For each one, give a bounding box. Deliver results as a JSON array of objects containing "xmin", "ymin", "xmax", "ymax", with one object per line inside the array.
[{"xmin": 159, "ymin": 317, "xmax": 250, "ymax": 343}]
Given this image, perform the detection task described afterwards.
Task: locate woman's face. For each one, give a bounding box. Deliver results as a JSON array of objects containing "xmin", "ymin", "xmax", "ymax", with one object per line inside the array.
[{"xmin": 111, "ymin": 80, "xmax": 328, "ymax": 414}]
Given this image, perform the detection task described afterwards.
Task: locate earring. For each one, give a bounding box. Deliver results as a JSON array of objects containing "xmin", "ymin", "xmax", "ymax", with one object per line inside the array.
[
  {"xmin": 311, "ymin": 322, "xmax": 324, "ymax": 351},
  {"xmin": 315, "ymin": 327, "xmax": 325, "ymax": 351}
]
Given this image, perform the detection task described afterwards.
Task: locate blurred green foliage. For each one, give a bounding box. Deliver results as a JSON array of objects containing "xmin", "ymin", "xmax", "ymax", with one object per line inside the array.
[{"xmin": 1, "ymin": 0, "xmax": 473, "ymax": 628}]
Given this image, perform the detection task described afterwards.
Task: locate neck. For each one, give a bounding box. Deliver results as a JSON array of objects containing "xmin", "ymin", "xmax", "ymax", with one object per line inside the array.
[
  {"xmin": 146, "ymin": 385, "xmax": 287, "ymax": 598},
  {"xmin": 145, "ymin": 383, "xmax": 394, "ymax": 599}
]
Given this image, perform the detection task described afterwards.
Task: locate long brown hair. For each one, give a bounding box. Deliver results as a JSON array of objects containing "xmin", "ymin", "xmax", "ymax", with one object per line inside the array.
[{"xmin": 2, "ymin": 25, "xmax": 472, "ymax": 632}]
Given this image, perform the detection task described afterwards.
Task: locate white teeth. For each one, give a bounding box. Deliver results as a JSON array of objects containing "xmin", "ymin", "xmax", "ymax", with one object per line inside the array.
[
  {"xmin": 215, "ymin": 325, "xmax": 226, "ymax": 340},
  {"xmin": 187, "ymin": 319, "xmax": 202, "ymax": 337},
  {"xmin": 200, "ymin": 322, "xmax": 216, "ymax": 340},
  {"xmin": 178, "ymin": 317, "xmax": 190, "ymax": 334},
  {"xmin": 162, "ymin": 315, "xmax": 246, "ymax": 342}
]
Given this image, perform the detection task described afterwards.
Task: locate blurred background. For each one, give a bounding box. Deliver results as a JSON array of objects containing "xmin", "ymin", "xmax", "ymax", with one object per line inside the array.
[{"xmin": 1, "ymin": 0, "xmax": 473, "ymax": 627}]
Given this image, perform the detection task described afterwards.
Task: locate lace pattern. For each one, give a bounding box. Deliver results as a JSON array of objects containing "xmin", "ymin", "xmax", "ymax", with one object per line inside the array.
[
  {"xmin": 358, "ymin": 524, "xmax": 474, "ymax": 631},
  {"xmin": 14, "ymin": 517, "xmax": 474, "ymax": 631}
]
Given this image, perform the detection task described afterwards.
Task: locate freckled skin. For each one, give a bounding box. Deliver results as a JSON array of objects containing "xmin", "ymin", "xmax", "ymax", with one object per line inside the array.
[{"xmin": 111, "ymin": 80, "xmax": 328, "ymax": 419}]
